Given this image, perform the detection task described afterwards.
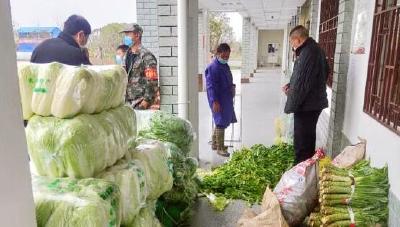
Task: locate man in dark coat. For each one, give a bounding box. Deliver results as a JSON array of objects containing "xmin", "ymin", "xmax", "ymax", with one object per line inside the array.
[
  {"xmin": 283, "ymin": 25, "xmax": 329, "ymax": 164},
  {"xmin": 31, "ymin": 15, "xmax": 91, "ymax": 66}
]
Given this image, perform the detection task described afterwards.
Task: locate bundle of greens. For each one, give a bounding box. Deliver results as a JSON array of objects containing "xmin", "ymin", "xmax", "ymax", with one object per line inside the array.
[
  {"xmin": 139, "ymin": 111, "xmax": 194, "ymax": 154},
  {"xmin": 33, "ymin": 177, "xmax": 121, "ymax": 227},
  {"xmin": 18, "ymin": 62, "xmax": 128, "ymax": 119},
  {"xmin": 318, "ymin": 160, "xmax": 389, "ymax": 226},
  {"xmin": 201, "ymin": 143, "xmax": 295, "ymax": 204},
  {"xmin": 304, "ymin": 207, "xmax": 322, "ymax": 226},
  {"xmin": 26, "ymin": 106, "xmax": 136, "ymax": 178},
  {"xmin": 156, "ymin": 142, "xmax": 199, "ymax": 227},
  {"xmin": 97, "ymin": 159, "xmax": 147, "ymax": 226}
]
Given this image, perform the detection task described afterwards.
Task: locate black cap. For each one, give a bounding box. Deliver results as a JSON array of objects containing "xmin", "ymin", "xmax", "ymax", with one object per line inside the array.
[
  {"xmin": 63, "ymin": 15, "xmax": 91, "ymax": 36},
  {"xmin": 120, "ymin": 23, "xmax": 143, "ymax": 34}
]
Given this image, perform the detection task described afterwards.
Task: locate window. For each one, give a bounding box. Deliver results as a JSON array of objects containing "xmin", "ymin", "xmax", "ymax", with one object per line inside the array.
[
  {"xmin": 364, "ymin": 0, "xmax": 400, "ymax": 135},
  {"xmin": 318, "ymin": 0, "xmax": 339, "ymax": 87}
]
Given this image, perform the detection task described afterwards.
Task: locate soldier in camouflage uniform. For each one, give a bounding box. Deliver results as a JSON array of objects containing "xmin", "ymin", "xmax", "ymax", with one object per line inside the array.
[{"xmin": 121, "ymin": 24, "xmax": 159, "ymax": 109}]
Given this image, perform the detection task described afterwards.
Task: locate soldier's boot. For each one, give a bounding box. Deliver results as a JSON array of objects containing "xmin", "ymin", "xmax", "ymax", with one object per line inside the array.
[{"xmin": 216, "ymin": 128, "xmax": 230, "ymax": 157}]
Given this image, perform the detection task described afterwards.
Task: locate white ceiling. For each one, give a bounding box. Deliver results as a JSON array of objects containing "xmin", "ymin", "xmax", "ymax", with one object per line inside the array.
[{"xmin": 199, "ymin": 0, "xmax": 306, "ymax": 29}]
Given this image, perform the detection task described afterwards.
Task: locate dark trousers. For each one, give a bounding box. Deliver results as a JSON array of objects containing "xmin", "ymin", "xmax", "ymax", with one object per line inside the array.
[{"xmin": 293, "ymin": 110, "xmax": 322, "ymax": 164}]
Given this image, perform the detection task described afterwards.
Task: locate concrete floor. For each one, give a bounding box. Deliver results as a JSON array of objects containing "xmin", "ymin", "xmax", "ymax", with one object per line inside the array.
[{"xmin": 192, "ymin": 68, "xmax": 282, "ymax": 227}]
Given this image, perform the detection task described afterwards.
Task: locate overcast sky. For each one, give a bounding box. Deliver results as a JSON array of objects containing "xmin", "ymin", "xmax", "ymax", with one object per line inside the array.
[
  {"xmin": 226, "ymin": 12, "xmax": 242, "ymax": 41},
  {"xmin": 10, "ymin": 0, "xmax": 137, "ymax": 29},
  {"xmin": 10, "ymin": 0, "xmax": 242, "ymax": 40}
]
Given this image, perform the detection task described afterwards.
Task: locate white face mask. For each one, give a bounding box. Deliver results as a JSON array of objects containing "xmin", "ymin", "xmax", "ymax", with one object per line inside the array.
[{"xmin": 115, "ymin": 55, "xmax": 125, "ymax": 65}]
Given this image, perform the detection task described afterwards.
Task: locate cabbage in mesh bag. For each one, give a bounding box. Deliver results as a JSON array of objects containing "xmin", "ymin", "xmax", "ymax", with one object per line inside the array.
[
  {"xmin": 18, "ymin": 62, "xmax": 39, "ymax": 119},
  {"xmin": 128, "ymin": 203, "xmax": 162, "ymax": 227},
  {"xmin": 33, "ymin": 176, "xmax": 121, "ymax": 227},
  {"xmin": 86, "ymin": 65, "xmax": 128, "ymax": 112},
  {"xmin": 31, "ymin": 62, "xmax": 64, "ymax": 117},
  {"xmin": 126, "ymin": 140, "xmax": 173, "ymax": 201},
  {"xmin": 17, "ymin": 63, "xmax": 128, "ymax": 119},
  {"xmin": 50, "ymin": 66, "xmax": 95, "ymax": 118},
  {"xmin": 26, "ymin": 106, "xmax": 136, "ymax": 178},
  {"xmin": 139, "ymin": 111, "xmax": 195, "ymax": 154},
  {"xmin": 97, "ymin": 159, "xmax": 147, "ymax": 225}
]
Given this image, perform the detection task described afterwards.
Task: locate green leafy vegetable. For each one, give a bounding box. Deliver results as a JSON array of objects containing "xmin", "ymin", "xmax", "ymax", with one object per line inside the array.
[
  {"xmin": 139, "ymin": 111, "xmax": 194, "ymax": 154},
  {"xmin": 315, "ymin": 160, "xmax": 389, "ymax": 226},
  {"xmin": 128, "ymin": 203, "xmax": 162, "ymax": 227},
  {"xmin": 126, "ymin": 140, "xmax": 173, "ymax": 201},
  {"xmin": 18, "ymin": 62, "xmax": 39, "ymax": 119},
  {"xmin": 155, "ymin": 141, "xmax": 199, "ymax": 227},
  {"xmin": 136, "ymin": 111, "xmax": 198, "ymax": 226},
  {"xmin": 33, "ymin": 176, "xmax": 121, "ymax": 227},
  {"xmin": 97, "ymin": 159, "xmax": 147, "ymax": 226},
  {"xmin": 206, "ymin": 194, "xmax": 230, "ymax": 211},
  {"xmin": 201, "ymin": 143, "xmax": 295, "ymax": 204},
  {"xmin": 26, "ymin": 106, "xmax": 136, "ymax": 178},
  {"xmin": 17, "ymin": 63, "xmax": 128, "ymax": 119}
]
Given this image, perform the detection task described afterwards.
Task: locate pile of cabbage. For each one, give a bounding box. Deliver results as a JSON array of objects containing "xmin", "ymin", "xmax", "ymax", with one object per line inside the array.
[
  {"xmin": 21, "ymin": 63, "xmax": 175, "ymax": 227},
  {"xmin": 26, "ymin": 106, "xmax": 137, "ymax": 178},
  {"xmin": 31, "ymin": 134, "xmax": 174, "ymax": 227},
  {"xmin": 18, "ymin": 62, "xmax": 127, "ymax": 119},
  {"xmin": 99, "ymin": 140, "xmax": 173, "ymax": 226},
  {"xmin": 135, "ymin": 111, "xmax": 199, "ymax": 226},
  {"xmin": 33, "ymin": 177, "xmax": 122, "ymax": 227},
  {"xmin": 156, "ymin": 142, "xmax": 199, "ymax": 227},
  {"xmin": 139, "ymin": 111, "xmax": 195, "ymax": 154}
]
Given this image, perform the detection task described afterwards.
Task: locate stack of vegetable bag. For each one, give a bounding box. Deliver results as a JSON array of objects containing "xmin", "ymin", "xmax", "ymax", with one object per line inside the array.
[
  {"xmin": 114, "ymin": 139, "xmax": 173, "ymax": 226},
  {"xmin": 33, "ymin": 176, "xmax": 121, "ymax": 227},
  {"xmin": 139, "ymin": 111, "xmax": 195, "ymax": 154},
  {"xmin": 125, "ymin": 140, "xmax": 173, "ymax": 201},
  {"xmin": 96, "ymin": 159, "xmax": 148, "ymax": 226},
  {"xmin": 20, "ymin": 62, "xmax": 142, "ymax": 226},
  {"xmin": 201, "ymin": 143, "xmax": 295, "ymax": 207},
  {"xmin": 129, "ymin": 202, "xmax": 162, "ymax": 227},
  {"xmin": 156, "ymin": 142, "xmax": 199, "ymax": 227},
  {"xmin": 26, "ymin": 106, "xmax": 136, "ymax": 178},
  {"xmin": 136, "ymin": 111, "xmax": 198, "ymax": 226},
  {"xmin": 317, "ymin": 160, "xmax": 389, "ymax": 226},
  {"xmin": 18, "ymin": 62, "xmax": 128, "ymax": 119}
]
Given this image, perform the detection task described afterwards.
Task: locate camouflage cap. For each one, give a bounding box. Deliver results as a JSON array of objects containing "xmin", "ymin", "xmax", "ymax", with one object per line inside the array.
[{"xmin": 120, "ymin": 23, "xmax": 143, "ymax": 34}]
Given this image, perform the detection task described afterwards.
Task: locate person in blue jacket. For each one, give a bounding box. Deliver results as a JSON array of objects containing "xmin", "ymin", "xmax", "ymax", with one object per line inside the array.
[{"xmin": 205, "ymin": 43, "xmax": 237, "ymax": 157}]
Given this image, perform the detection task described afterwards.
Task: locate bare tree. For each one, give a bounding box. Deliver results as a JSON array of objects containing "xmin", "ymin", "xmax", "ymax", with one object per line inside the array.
[
  {"xmin": 208, "ymin": 12, "xmax": 234, "ymax": 53},
  {"xmin": 87, "ymin": 23, "xmax": 127, "ymax": 65}
]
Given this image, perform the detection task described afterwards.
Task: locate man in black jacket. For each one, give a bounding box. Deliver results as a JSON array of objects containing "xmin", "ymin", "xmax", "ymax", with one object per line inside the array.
[
  {"xmin": 31, "ymin": 15, "xmax": 91, "ymax": 66},
  {"xmin": 283, "ymin": 25, "xmax": 329, "ymax": 164}
]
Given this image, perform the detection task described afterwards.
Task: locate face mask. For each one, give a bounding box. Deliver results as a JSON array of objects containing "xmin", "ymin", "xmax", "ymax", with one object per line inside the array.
[
  {"xmin": 115, "ymin": 55, "xmax": 124, "ymax": 65},
  {"xmin": 217, "ymin": 57, "xmax": 228, "ymax": 64},
  {"xmin": 124, "ymin": 36, "xmax": 134, "ymax": 47}
]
